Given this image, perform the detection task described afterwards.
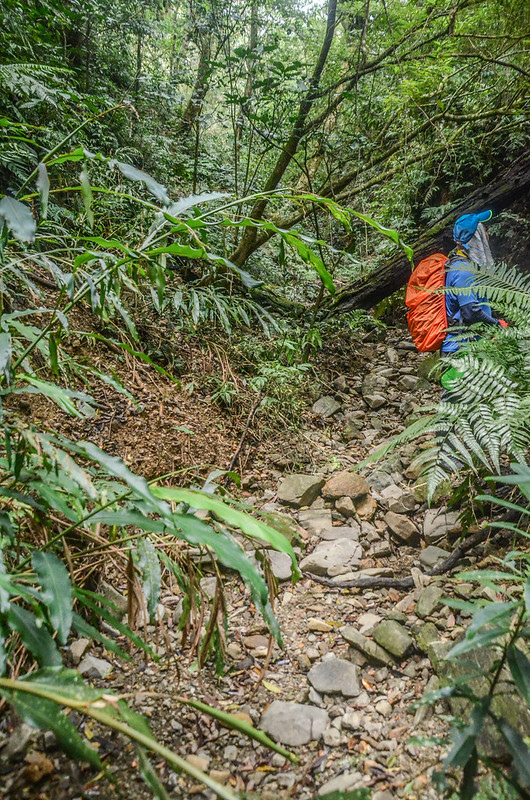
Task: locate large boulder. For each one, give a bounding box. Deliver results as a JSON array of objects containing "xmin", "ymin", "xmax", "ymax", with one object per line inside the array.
[
  {"xmin": 259, "ymin": 701, "xmax": 329, "ymax": 746},
  {"xmin": 277, "ymin": 474, "xmax": 324, "ymax": 507},
  {"xmin": 322, "ymin": 471, "xmax": 370, "ymax": 501}
]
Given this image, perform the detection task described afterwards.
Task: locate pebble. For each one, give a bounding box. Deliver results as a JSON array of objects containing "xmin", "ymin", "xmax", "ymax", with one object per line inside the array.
[{"xmin": 307, "ymin": 617, "xmax": 333, "ymax": 632}]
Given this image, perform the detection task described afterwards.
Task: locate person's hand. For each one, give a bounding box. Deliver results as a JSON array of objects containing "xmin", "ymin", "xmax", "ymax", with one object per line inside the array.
[{"xmin": 499, "ymin": 319, "xmax": 508, "ymax": 328}]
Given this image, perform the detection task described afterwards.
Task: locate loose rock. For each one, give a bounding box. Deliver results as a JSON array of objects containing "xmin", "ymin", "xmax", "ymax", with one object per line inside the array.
[
  {"xmin": 277, "ymin": 474, "xmax": 325, "ymax": 507},
  {"xmin": 313, "ymin": 396, "xmax": 341, "ymax": 418},
  {"xmin": 300, "ymin": 538, "xmax": 362, "ymax": 577},
  {"xmin": 307, "ymin": 658, "xmax": 360, "ymax": 697},
  {"xmin": 77, "ymin": 655, "xmax": 113, "ymax": 679},
  {"xmin": 419, "ymin": 545, "xmax": 451, "ymax": 569},
  {"xmin": 416, "ymin": 584, "xmax": 444, "ymax": 618},
  {"xmin": 259, "ymin": 701, "xmax": 329, "ymax": 746},
  {"xmin": 423, "ymin": 508, "xmax": 461, "ymax": 544},
  {"xmin": 341, "ymin": 626, "xmax": 393, "ymax": 666},
  {"xmin": 373, "ymin": 620, "xmax": 413, "ymax": 659},
  {"xmin": 384, "ymin": 511, "xmax": 420, "ymax": 545},
  {"xmin": 322, "ymin": 471, "xmax": 370, "ymax": 501}
]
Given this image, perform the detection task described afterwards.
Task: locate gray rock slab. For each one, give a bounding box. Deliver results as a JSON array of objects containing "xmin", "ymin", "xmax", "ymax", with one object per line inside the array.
[
  {"xmin": 380, "ymin": 484, "xmax": 416, "ymax": 514},
  {"xmin": 419, "ymin": 545, "xmax": 451, "ymax": 570},
  {"xmin": 308, "ymin": 658, "xmax": 360, "ymax": 697},
  {"xmin": 364, "ymin": 393, "xmax": 387, "ymax": 409},
  {"xmin": 384, "ymin": 510, "xmax": 420, "ymax": 545},
  {"xmin": 313, "ymin": 396, "xmax": 341, "ymax": 418},
  {"xmin": 277, "ymin": 474, "xmax": 325, "ymax": 507},
  {"xmin": 318, "ymin": 772, "xmax": 362, "ymax": 796},
  {"xmin": 319, "ymin": 524, "xmax": 360, "ymax": 541},
  {"xmin": 259, "ymin": 701, "xmax": 329, "ymax": 746},
  {"xmin": 366, "ymin": 470, "xmax": 395, "ymax": 492},
  {"xmin": 373, "ymin": 620, "xmax": 413, "ymax": 659},
  {"xmin": 300, "ymin": 538, "xmax": 362, "ymax": 577},
  {"xmin": 298, "ymin": 508, "xmax": 332, "ymax": 536},
  {"xmin": 423, "ymin": 508, "xmax": 461, "ymax": 544},
  {"xmin": 416, "ymin": 584, "xmax": 444, "ymax": 618},
  {"xmin": 341, "ymin": 626, "xmax": 393, "ymax": 666},
  {"xmin": 362, "ymin": 373, "xmax": 389, "ymax": 395},
  {"xmin": 268, "ymin": 550, "xmax": 293, "ymax": 581},
  {"xmin": 78, "ymin": 655, "xmax": 113, "ymax": 679}
]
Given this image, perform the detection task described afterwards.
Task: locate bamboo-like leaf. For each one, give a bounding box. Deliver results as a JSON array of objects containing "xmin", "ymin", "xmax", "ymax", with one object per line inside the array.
[
  {"xmin": 137, "ymin": 746, "xmax": 171, "ymax": 800},
  {"xmin": 136, "ymin": 538, "xmax": 161, "ymax": 621},
  {"xmin": 1, "ymin": 668, "xmax": 102, "ymax": 768},
  {"xmin": 7, "ymin": 604, "xmax": 62, "ymax": 666},
  {"xmin": 112, "ymin": 160, "xmax": 170, "ymax": 205},
  {"xmin": 74, "ymin": 588, "xmax": 157, "ymax": 659},
  {"xmin": 36, "ymin": 162, "xmax": 50, "ymax": 219},
  {"xmin": 151, "ymin": 486, "xmax": 300, "ymax": 579},
  {"xmin": 0, "ymin": 196, "xmax": 36, "ymax": 242},
  {"xmin": 179, "ymin": 697, "xmax": 298, "ymax": 762},
  {"xmin": 48, "ymin": 332, "xmax": 59, "ymax": 375},
  {"xmin": 497, "ymin": 720, "xmax": 530, "ymax": 784},
  {"xmin": 72, "ymin": 612, "xmax": 131, "ymax": 661},
  {"xmin": 0, "ymin": 333, "xmax": 12, "ymax": 384},
  {"xmin": 32, "ymin": 551, "xmax": 72, "ymax": 645},
  {"xmin": 17, "ymin": 375, "xmax": 89, "ymax": 418},
  {"xmin": 506, "ymin": 645, "xmax": 530, "ymax": 705},
  {"xmin": 80, "ymin": 167, "xmax": 94, "ymax": 227}
]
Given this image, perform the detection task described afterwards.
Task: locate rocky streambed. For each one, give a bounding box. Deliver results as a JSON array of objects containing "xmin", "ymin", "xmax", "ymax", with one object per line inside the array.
[{"xmin": 1, "ymin": 331, "xmax": 527, "ymax": 800}]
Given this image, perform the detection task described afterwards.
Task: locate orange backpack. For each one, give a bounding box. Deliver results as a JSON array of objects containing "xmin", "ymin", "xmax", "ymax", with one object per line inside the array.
[{"xmin": 405, "ymin": 253, "xmax": 448, "ymax": 352}]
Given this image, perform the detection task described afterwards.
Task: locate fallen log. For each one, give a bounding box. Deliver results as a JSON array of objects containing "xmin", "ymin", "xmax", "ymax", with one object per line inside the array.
[{"xmin": 326, "ymin": 152, "xmax": 530, "ymax": 313}]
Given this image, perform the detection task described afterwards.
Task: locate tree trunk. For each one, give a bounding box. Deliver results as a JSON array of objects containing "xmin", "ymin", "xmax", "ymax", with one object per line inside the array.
[
  {"xmin": 230, "ymin": 0, "xmax": 338, "ymax": 266},
  {"xmin": 326, "ymin": 152, "xmax": 530, "ymax": 313},
  {"xmin": 180, "ymin": 33, "xmax": 212, "ymax": 131}
]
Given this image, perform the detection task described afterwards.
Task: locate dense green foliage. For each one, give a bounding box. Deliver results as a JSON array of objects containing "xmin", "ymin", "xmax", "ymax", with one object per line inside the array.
[{"xmin": 1, "ymin": 0, "xmax": 529, "ymax": 797}]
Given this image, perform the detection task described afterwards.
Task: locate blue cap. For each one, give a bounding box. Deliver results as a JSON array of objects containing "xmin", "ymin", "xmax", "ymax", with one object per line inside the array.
[{"xmin": 453, "ymin": 210, "xmax": 493, "ymax": 244}]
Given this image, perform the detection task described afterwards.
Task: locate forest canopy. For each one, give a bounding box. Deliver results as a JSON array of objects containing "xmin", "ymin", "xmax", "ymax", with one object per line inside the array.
[{"xmin": 2, "ymin": 0, "xmax": 529, "ymax": 298}]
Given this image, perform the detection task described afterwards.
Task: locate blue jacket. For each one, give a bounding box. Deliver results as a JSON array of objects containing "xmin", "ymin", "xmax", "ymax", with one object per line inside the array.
[{"xmin": 442, "ymin": 255, "xmax": 499, "ymax": 353}]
